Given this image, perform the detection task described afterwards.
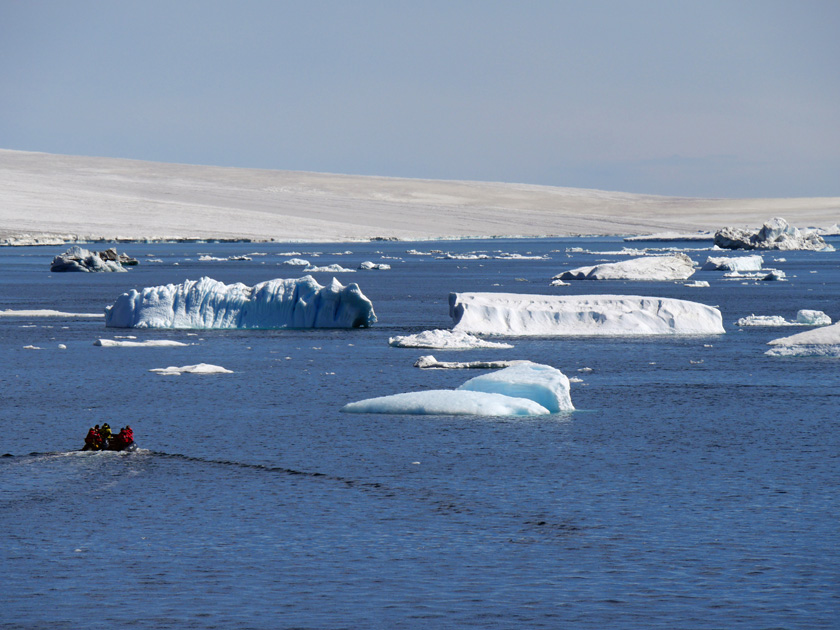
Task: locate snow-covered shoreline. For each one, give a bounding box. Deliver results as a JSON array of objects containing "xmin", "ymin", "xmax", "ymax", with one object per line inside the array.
[{"xmin": 2, "ymin": 149, "xmax": 839, "ymax": 244}]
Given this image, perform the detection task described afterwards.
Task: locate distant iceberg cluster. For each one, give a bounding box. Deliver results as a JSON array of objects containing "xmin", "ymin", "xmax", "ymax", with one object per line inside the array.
[
  {"xmin": 342, "ymin": 362, "xmax": 573, "ymax": 416},
  {"xmin": 449, "ymin": 293, "xmax": 725, "ymax": 336},
  {"xmin": 105, "ymin": 275, "xmax": 377, "ymax": 329}
]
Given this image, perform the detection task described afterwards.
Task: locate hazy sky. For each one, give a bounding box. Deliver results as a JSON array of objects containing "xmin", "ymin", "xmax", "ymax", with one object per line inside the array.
[{"xmin": 1, "ymin": 0, "xmax": 838, "ymax": 197}]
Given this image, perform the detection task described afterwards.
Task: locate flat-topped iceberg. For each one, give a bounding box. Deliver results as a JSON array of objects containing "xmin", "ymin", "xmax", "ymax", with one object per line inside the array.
[
  {"xmin": 457, "ymin": 362, "xmax": 574, "ymax": 412},
  {"xmin": 389, "ymin": 329, "xmax": 513, "ymax": 349},
  {"xmin": 450, "ymin": 292, "xmax": 725, "ymax": 336},
  {"xmin": 552, "ymin": 253, "xmax": 695, "ymax": 282},
  {"xmin": 715, "ymin": 217, "xmax": 833, "ymax": 251},
  {"xmin": 737, "ymin": 310, "xmax": 831, "ymax": 327},
  {"xmin": 342, "ymin": 361, "xmax": 572, "ymax": 416},
  {"xmin": 702, "ymin": 255, "xmax": 764, "ymax": 272},
  {"xmin": 105, "ymin": 275, "xmax": 377, "ymax": 329},
  {"xmin": 765, "ymin": 322, "xmax": 840, "ymax": 357}
]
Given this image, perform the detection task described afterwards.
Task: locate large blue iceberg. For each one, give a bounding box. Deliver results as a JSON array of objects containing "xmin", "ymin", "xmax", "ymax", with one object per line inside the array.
[{"xmin": 105, "ymin": 276, "xmax": 377, "ymax": 329}]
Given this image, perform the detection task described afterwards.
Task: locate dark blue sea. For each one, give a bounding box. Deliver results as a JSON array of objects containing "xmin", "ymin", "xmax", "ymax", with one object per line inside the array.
[{"xmin": 2, "ymin": 237, "xmax": 838, "ymax": 629}]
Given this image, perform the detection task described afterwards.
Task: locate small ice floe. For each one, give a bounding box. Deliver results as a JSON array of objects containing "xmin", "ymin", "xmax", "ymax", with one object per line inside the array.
[
  {"xmin": 342, "ymin": 361, "xmax": 573, "ymax": 416},
  {"xmin": 702, "ymin": 255, "xmax": 764, "ymax": 272},
  {"xmin": 552, "ymin": 254, "xmax": 696, "ymax": 282},
  {"xmin": 736, "ymin": 310, "xmax": 831, "ymax": 327},
  {"xmin": 414, "ymin": 355, "xmax": 527, "ymax": 369},
  {"xmin": 198, "ymin": 255, "xmax": 252, "ymax": 262},
  {"xmin": 761, "ymin": 270, "xmax": 786, "ymax": 281},
  {"xmin": 405, "ymin": 249, "xmax": 434, "ymax": 256},
  {"xmin": 684, "ymin": 280, "xmax": 710, "ymax": 288},
  {"xmin": 765, "ymin": 321, "xmax": 840, "ymax": 357},
  {"xmin": 23, "ymin": 345, "xmax": 42, "ymax": 350},
  {"xmin": 282, "ymin": 258, "xmax": 310, "ymax": 266},
  {"xmin": 494, "ymin": 253, "xmax": 548, "ymax": 260},
  {"xmin": 149, "ymin": 363, "xmax": 233, "ymax": 376},
  {"xmin": 359, "ymin": 261, "xmax": 391, "ymax": 270},
  {"xmin": 0, "ymin": 309, "xmax": 104, "ymax": 318},
  {"xmin": 57, "ymin": 344, "xmax": 67, "ymax": 349},
  {"xmin": 389, "ymin": 329, "xmax": 514, "ymax": 350},
  {"xmin": 303, "ymin": 264, "xmax": 355, "ymax": 273},
  {"xmin": 94, "ymin": 339, "xmax": 189, "ymax": 347},
  {"xmin": 438, "ymin": 252, "xmax": 491, "ymax": 260}
]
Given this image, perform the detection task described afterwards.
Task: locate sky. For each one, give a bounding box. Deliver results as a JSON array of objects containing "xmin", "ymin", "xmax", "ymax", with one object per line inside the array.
[{"xmin": 1, "ymin": 0, "xmax": 838, "ymax": 198}]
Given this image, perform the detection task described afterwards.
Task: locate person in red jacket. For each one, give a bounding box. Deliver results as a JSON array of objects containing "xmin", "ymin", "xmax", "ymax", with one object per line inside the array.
[
  {"xmin": 84, "ymin": 427, "xmax": 101, "ymax": 451},
  {"xmin": 123, "ymin": 425, "xmax": 134, "ymax": 445}
]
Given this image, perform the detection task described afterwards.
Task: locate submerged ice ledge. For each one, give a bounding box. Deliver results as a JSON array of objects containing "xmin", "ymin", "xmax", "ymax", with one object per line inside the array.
[
  {"xmin": 449, "ymin": 292, "xmax": 725, "ymax": 336},
  {"xmin": 104, "ymin": 275, "xmax": 377, "ymax": 329}
]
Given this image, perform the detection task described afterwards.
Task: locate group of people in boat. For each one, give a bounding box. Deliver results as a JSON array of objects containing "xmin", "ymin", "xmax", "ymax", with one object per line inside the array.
[{"xmin": 83, "ymin": 423, "xmax": 135, "ymax": 451}]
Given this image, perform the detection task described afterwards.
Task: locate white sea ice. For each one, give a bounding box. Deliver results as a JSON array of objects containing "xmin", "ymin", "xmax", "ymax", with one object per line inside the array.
[
  {"xmin": 303, "ymin": 264, "xmax": 355, "ymax": 273},
  {"xmin": 0, "ymin": 309, "xmax": 104, "ymax": 318},
  {"xmin": 765, "ymin": 322, "xmax": 840, "ymax": 357},
  {"xmin": 414, "ymin": 355, "xmax": 526, "ymax": 369},
  {"xmin": 552, "ymin": 254, "xmax": 696, "ymax": 282},
  {"xmin": 359, "ymin": 261, "xmax": 391, "ymax": 270},
  {"xmin": 282, "ymin": 258, "xmax": 310, "ymax": 266},
  {"xmin": 457, "ymin": 362, "xmax": 574, "ymax": 412},
  {"xmin": 150, "ymin": 363, "xmax": 233, "ymax": 375},
  {"xmin": 341, "ymin": 390, "xmax": 550, "ymax": 416},
  {"xmin": 736, "ymin": 310, "xmax": 831, "ymax": 327},
  {"xmin": 50, "ymin": 246, "xmax": 127, "ymax": 272},
  {"xmin": 684, "ymin": 280, "xmax": 710, "ymax": 288},
  {"xmin": 702, "ymin": 255, "xmax": 764, "ymax": 272},
  {"xmin": 450, "ymin": 293, "xmax": 725, "ymax": 336},
  {"xmin": 104, "ymin": 275, "xmax": 376, "ymax": 329},
  {"xmin": 389, "ymin": 329, "xmax": 514, "ymax": 349},
  {"xmin": 95, "ymin": 339, "xmax": 189, "ymax": 347}
]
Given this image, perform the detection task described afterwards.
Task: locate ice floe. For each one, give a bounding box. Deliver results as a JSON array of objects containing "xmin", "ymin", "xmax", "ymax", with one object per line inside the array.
[
  {"xmin": 736, "ymin": 310, "xmax": 831, "ymax": 327},
  {"xmin": 684, "ymin": 280, "xmax": 710, "ymax": 288},
  {"xmin": 702, "ymin": 255, "xmax": 764, "ymax": 272},
  {"xmin": 715, "ymin": 217, "xmax": 833, "ymax": 251},
  {"xmin": 414, "ymin": 355, "xmax": 526, "ymax": 369},
  {"xmin": 359, "ymin": 261, "xmax": 391, "ymax": 270},
  {"xmin": 282, "ymin": 258, "xmax": 310, "ymax": 266},
  {"xmin": 765, "ymin": 322, "xmax": 840, "ymax": 357},
  {"xmin": 104, "ymin": 275, "xmax": 376, "ymax": 329},
  {"xmin": 95, "ymin": 339, "xmax": 189, "ymax": 347},
  {"xmin": 149, "ymin": 363, "xmax": 233, "ymax": 375},
  {"xmin": 303, "ymin": 264, "xmax": 355, "ymax": 273},
  {"xmin": 450, "ymin": 292, "xmax": 725, "ymax": 336},
  {"xmin": 552, "ymin": 253, "xmax": 695, "ymax": 282},
  {"xmin": 389, "ymin": 329, "xmax": 514, "ymax": 349},
  {"xmin": 0, "ymin": 309, "xmax": 104, "ymax": 318}
]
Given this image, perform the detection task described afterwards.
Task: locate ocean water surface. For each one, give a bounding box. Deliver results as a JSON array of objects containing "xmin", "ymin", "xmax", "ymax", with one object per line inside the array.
[{"xmin": 1, "ymin": 237, "xmax": 838, "ymax": 629}]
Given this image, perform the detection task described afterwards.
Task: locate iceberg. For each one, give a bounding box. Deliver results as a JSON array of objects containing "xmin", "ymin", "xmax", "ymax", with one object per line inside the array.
[
  {"xmin": 389, "ymin": 329, "xmax": 514, "ymax": 349},
  {"xmin": 552, "ymin": 253, "xmax": 696, "ymax": 282},
  {"xmin": 457, "ymin": 361, "xmax": 574, "ymax": 412},
  {"xmin": 150, "ymin": 363, "xmax": 233, "ymax": 375},
  {"xmin": 765, "ymin": 322, "xmax": 840, "ymax": 357},
  {"xmin": 359, "ymin": 261, "xmax": 391, "ymax": 270},
  {"xmin": 303, "ymin": 264, "xmax": 355, "ymax": 273},
  {"xmin": 414, "ymin": 355, "xmax": 526, "ymax": 369},
  {"xmin": 104, "ymin": 276, "xmax": 377, "ymax": 329},
  {"xmin": 50, "ymin": 246, "xmax": 128, "ymax": 272},
  {"xmin": 737, "ymin": 310, "xmax": 831, "ymax": 327},
  {"xmin": 702, "ymin": 255, "xmax": 764, "ymax": 272},
  {"xmin": 0, "ymin": 309, "xmax": 104, "ymax": 318},
  {"xmin": 714, "ymin": 217, "xmax": 833, "ymax": 251},
  {"xmin": 450, "ymin": 293, "xmax": 725, "ymax": 336},
  {"xmin": 341, "ymin": 390, "xmax": 550, "ymax": 416},
  {"xmin": 95, "ymin": 339, "xmax": 189, "ymax": 347}
]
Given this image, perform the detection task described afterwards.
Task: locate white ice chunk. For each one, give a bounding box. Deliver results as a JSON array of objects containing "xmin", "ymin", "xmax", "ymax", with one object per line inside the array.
[
  {"xmin": 737, "ymin": 310, "xmax": 830, "ymax": 327},
  {"xmin": 282, "ymin": 258, "xmax": 310, "ymax": 266},
  {"xmin": 0, "ymin": 309, "xmax": 104, "ymax": 318},
  {"xmin": 94, "ymin": 339, "xmax": 189, "ymax": 347},
  {"xmin": 149, "ymin": 363, "xmax": 233, "ymax": 375},
  {"xmin": 50, "ymin": 246, "xmax": 127, "ymax": 272},
  {"xmin": 702, "ymin": 255, "xmax": 764, "ymax": 272},
  {"xmin": 765, "ymin": 321, "xmax": 840, "ymax": 356},
  {"xmin": 104, "ymin": 276, "xmax": 376, "ymax": 329},
  {"xmin": 553, "ymin": 253, "xmax": 696, "ymax": 281},
  {"xmin": 684, "ymin": 280, "xmax": 710, "ymax": 288},
  {"xmin": 796, "ymin": 310, "xmax": 831, "ymax": 326},
  {"xmin": 389, "ymin": 329, "xmax": 514, "ymax": 349},
  {"xmin": 450, "ymin": 293, "xmax": 725, "ymax": 336},
  {"xmin": 457, "ymin": 361, "xmax": 574, "ymax": 412},
  {"xmin": 341, "ymin": 390, "xmax": 550, "ymax": 416},
  {"xmin": 303, "ymin": 264, "xmax": 355, "ymax": 273},
  {"xmin": 414, "ymin": 355, "xmax": 527, "ymax": 369},
  {"xmin": 359, "ymin": 261, "xmax": 391, "ymax": 270},
  {"xmin": 715, "ymin": 217, "xmax": 833, "ymax": 251}
]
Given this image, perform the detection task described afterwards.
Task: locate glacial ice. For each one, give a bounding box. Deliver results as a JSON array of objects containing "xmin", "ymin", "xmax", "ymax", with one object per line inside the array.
[
  {"xmin": 765, "ymin": 322, "xmax": 840, "ymax": 357},
  {"xmin": 389, "ymin": 329, "xmax": 514, "ymax": 349},
  {"xmin": 303, "ymin": 264, "xmax": 355, "ymax": 273},
  {"xmin": 359, "ymin": 261, "xmax": 391, "ymax": 270},
  {"xmin": 702, "ymin": 255, "xmax": 764, "ymax": 272},
  {"xmin": 150, "ymin": 363, "xmax": 233, "ymax": 375},
  {"xmin": 450, "ymin": 293, "xmax": 725, "ymax": 336},
  {"xmin": 552, "ymin": 253, "xmax": 696, "ymax": 282},
  {"xmin": 0, "ymin": 309, "xmax": 104, "ymax": 318},
  {"xmin": 414, "ymin": 355, "xmax": 526, "ymax": 369},
  {"xmin": 95, "ymin": 339, "xmax": 189, "ymax": 347},
  {"xmin": 342, "ymin": 361, "xmax": 572, "ymax": 416},
  {"xmin": 737, "ymin": 310, "xmax": 831, "ymax": 327},
  {"xmin": 457, "ymin": 362, "xmax": 574, "ymax": 412},
  {"xmin": 104, "ymin": 275, "xmax": 377, "ymax": 329},
  {"xmin": 50, "ymin": 246, "xmax": 127, "ymax": 272},
  {"xmin": 715, "ymin": 217, "xmax": 833, "ymax": 251},
  {"xmin": 341, "ymin": 390, "xmax": 550, "ymax": 416}
]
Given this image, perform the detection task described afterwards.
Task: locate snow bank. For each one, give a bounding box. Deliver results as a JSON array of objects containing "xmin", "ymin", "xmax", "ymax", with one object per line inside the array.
[
  {"xmin": 389, "ymin": 329, "xmax": 513, "ymax": 349},
  {"xmin": 737, "ymin": 310, "xmax": 831, "ymax": 327},
  {"xmin": 702, "ymin": 255, "xmax": 764, "ymax": 272},
  {"xmin": 341, "ymin": 390, "xmax": 550, "ymax": 416},
  {"xmin": 552, "ymin": 253, "xmax": 695, "ymax": 282},
  {"xmin": 450, "ymin": 293, "xmax": 725, "ymax": 336},
  {"xmin": 715, "ymin": 217, "xmax": 833, "ymax": 251},
  {"xmin": 104, "ymin": 275, "xmax": 377, "ymax": 329},
  {"xmin": 414, "ymin": 355, "xmax": 526, "ymax": 369},
  {"xmin": 457, "ymin": 362, "xmax": 574, "ymax": 412},
  {"xmin": 150, "ymin": 363, "xmax": 233, "ymax": 375},
  {"xmin": 50, "ymin": 246, "xmax": 127, "ymax": 272},
  {"xmin": 95, "ymin": 339, "xmax": 189, "ymax": 347},
  {"xmin": 765, "ymin": 322, "xmax": 840, "ymax": 357}
]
